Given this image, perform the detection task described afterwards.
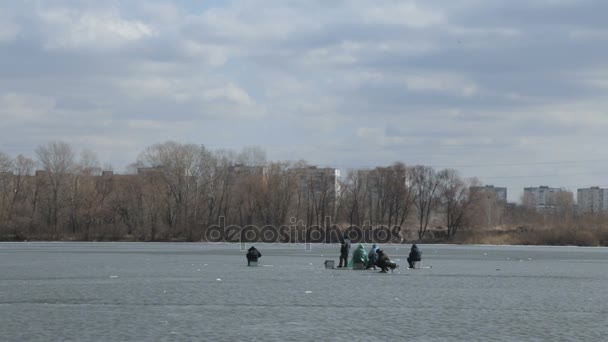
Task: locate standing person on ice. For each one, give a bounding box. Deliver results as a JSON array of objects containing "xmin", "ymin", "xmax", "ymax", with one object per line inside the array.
[{"xmin": 337, "ymin": 236, "xmax": 351, "ymax": 268}]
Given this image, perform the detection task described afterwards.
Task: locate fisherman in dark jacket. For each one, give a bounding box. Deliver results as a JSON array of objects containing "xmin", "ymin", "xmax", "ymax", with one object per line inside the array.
[
  {"xmin": 246, "ymin": 246, "xmax": 262, "ymax": 266},
  {"xmin": 407, "ymin": 244, "xmax": 422, "ymax": 269},
  {"xmin": 337, "ymin": 236, "xmax": 351, "ymax": 268},
  {"xmin": 367, "ymin": 244, "xmax": 378, "ymax": 270},
  {"xmin": 375, "ymin": 249, "xmax": 398, "ymax": 273}
]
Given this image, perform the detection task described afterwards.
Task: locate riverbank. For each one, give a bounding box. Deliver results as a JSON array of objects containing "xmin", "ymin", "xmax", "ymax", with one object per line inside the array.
[
  {"xmin": 451, "ymin": 226, "xmax": 608, "ymax": 247},
  {"xmin": 3, "ymin": 220, "xmax": 608, "ymax": 246}
]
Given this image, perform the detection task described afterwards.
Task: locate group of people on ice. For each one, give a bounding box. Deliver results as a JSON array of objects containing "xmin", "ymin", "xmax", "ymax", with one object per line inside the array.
[
  {"xmin": 338, "ymin": 237, "xmax": 422, "ymax": 272},
  {"xmin": 246, "ymin": 237, "xmax": 422, "ymax": 272}
]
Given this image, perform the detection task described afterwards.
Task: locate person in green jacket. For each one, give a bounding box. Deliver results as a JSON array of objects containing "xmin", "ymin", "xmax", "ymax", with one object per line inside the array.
[{"xmin": 351, "ymin": 243, "xmax": 369, "ymax": 269}]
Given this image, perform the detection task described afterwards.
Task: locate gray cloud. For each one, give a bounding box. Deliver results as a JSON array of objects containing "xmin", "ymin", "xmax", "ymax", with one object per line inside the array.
[{"xmin": 1, "ymin": 0, "xmax": 608, "ymax": 201}]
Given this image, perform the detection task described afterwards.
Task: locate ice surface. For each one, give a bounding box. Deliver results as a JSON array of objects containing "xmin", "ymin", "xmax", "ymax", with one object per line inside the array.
[{"xmin": 0, "ymin": 242, "xmax": 607, "ymax": 341}]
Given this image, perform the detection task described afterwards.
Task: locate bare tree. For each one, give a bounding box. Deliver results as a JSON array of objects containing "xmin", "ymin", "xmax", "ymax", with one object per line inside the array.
[
  {"xmin": 308, "ymin": 168, "xmax": 338, "ymax": 227},
  {"xmin": 35, "ymin": 141, "xmax": 77, "ymax": 237},
  {"xmin": 9, "ymin": 155, "xmax": 35, "ymax": 221},
  {"xmin": 342, "ymin": 170, "xmax": 370, "ymax": 227},
  {"xmin": 0, "ymin": 151, "xmax": 13, "ymax": 225},
  {"xmin": 77, "ymin": 172, "xmax": 114, "ymax": 240},
  {"xmin": 80, "ymin": 149, "xmax": 102, "ymax": 176},
  {"xmin": 209, "ymin": 151, "xmax": 237, "ymax": 226},
  {"xmin": 411, "ymin": 165, "xmax": 440, "ymax": 240},
  {"xmin": 367, "ymin": 167, "xmax": 387, "ymax": 226},
  {"xmin": 252, "ymin": 162, "xmax": 294, "ymax": 226},
  {"xmin": 187, "ymin": 145, "xmax": 215, "ymax": 241},
  {"xmin": 437, "ymin": 169, "xmax": 471, "ymax": 238},
  {"xmin": 359, "ymin": 163, "xmax": 415, "ymax": 231},
  {"xmin": 138, "ymin": 141, "xmax": 204, "ymax": 235},
  {"xmin": 140, "ymin": 171, "xmax": 167, "ymax": 240},
  {"xmin": 112, "ymin": 176, "xmax": 145, "ymax": 239},
  {"xmin": 386, "ymin": 163, "xmax": 416, "ymax": 229},
  {"xmin": 0, "ymin": 151, "xmax": 11, "ymax": 172},
  {"xmin": 289, "ymin": 160, "xmax": 309, "ymax": 226}
]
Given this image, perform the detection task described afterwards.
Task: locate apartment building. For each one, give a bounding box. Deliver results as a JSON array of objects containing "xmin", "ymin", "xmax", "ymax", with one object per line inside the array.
[
  {"xmin": 577, "ymin": 187, "xmax": 608, "ymax": 214},
  {"xmin": 523, "ymin": 186, "xmax": 563, "ymax": 210}
]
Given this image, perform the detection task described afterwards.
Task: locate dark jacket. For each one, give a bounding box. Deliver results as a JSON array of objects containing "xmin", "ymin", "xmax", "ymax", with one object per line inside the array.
[
  {"xmin": 247, "ymin": 247, "xmax": 262, "ymax": 261},
  {"xmin": 376, "ymin": 249, "xmax": 397, "ymax": 271},
  {"xmin": 340, "ymin": 238, "xmax": 351, "ymax": 254},
  {"xmin": 409, "ymin": 245, "xmax": 422, "ymax": 261},
  {"xmin": 375, "ymin": 249, "xmax": 390, "ymax": 266}
]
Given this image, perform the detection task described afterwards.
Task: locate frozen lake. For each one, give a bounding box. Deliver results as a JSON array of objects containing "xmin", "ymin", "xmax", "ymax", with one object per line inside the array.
[{"xmin": 1, "ymin": 242, "xmax": 607, "ymax": 341}]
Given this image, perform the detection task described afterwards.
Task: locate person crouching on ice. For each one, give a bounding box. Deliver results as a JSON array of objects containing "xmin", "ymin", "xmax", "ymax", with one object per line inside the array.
[
  {"xmin": 246, "ymin": 246, "xmax": 262, "ymax": 266},
  {"xmin": 376, "ymin": 249, "xmax": 398, "ymax": 273},
  {"xmin": 407, "ymin": 244, "xmax": 422, "ymax": 269}
]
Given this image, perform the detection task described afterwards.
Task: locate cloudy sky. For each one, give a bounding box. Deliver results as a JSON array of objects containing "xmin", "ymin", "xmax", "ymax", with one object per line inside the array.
[{"xmin": 2, "ymin": 0, "xmax": 608, "ymax": 201}]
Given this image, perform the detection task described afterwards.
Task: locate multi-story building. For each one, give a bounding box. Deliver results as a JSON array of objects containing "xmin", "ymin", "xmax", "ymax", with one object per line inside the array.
[
  {"xmin": 470, "ymin": 185, "xmax": 507, "ymax": 202},
  {"xmin": 577, "ymin": 187, "xmax": 608, "ymax": 214},
  {"xmin": 523, "ymin": 186, "xmax": 563, "ymax": 210}
]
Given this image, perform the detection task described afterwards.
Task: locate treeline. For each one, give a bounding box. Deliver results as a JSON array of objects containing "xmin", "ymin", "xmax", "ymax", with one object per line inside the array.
[{"xmin": 1, "ymin": 141, "xmax": 607, "ymax": 245}]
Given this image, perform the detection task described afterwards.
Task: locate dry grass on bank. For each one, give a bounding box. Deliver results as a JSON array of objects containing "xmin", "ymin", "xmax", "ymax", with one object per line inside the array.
[{"xmin": 457, "ymin": 222, "xmax": 608, "ymax": 247}]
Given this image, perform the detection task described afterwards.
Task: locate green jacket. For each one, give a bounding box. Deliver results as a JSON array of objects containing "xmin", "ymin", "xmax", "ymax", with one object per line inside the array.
[{"xmin": 351, "ymin": 244, "xmax": 369, "ymax": 266}]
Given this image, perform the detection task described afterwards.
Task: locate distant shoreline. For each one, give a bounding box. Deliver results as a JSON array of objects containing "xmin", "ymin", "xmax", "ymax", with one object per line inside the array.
[{"xmin": 1, "ymin": 237, "xmax": 606, "ymax": 248}]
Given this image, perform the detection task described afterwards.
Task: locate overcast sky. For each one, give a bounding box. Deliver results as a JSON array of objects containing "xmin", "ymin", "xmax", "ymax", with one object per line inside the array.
[{"xmin": 2, "ymin": 0, "xmax": 608, "ymax": 201}]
